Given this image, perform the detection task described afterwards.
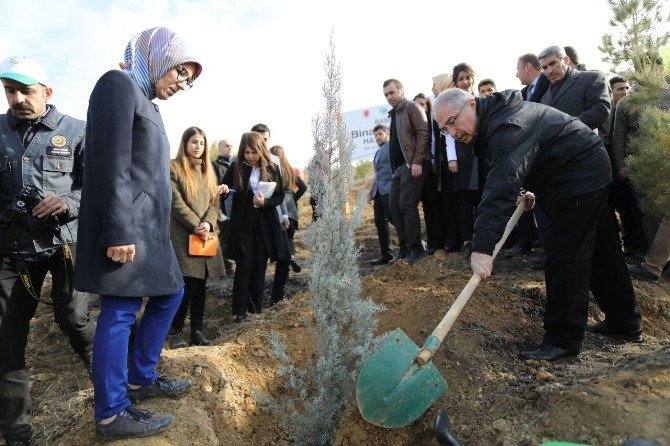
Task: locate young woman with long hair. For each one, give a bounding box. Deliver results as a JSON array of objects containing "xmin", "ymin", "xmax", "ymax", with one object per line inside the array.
[
  {"xmin": 168, "ymin": 126, "xmax": 224, "ymax": 348},
  {"xmin": 220, "ymin": 132, "xmax": 290, "ymax": 322},
  {"xmin": 450, "ymin": 62, "xmax": 480, "ymax": 256},
  {"xmin": 269, "ymin": 145, "xmax": 307, "ymax": 303}
]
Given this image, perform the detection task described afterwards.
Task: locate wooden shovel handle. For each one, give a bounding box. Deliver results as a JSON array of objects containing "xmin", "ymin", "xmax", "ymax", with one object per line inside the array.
[{"xmin": 416, "ymin": 201, "xmax": 527, "ymax": 366}]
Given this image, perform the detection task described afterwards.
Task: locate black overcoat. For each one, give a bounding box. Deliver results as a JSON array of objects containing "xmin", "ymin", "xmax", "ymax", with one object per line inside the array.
[
  {"xmin": 74, "ymin": 70, "xmax": 184, "ymax": 297},
  {"xmin": 221, "ymin": 161, "xmax": 291, "ymax": 263},
  {"xmin": 471, "ymin": 90, "xmax": 612, "ymax": 255}
]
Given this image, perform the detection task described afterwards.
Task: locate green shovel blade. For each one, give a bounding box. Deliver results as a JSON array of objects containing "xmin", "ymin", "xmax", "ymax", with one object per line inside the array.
[{"xmin": 356, "ymin": 328, "xmax": 448, "ymax": 428}]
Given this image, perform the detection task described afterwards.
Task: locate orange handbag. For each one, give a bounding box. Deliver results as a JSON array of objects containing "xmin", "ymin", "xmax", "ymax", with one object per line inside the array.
[{"xmin": 188, "ymin": 234, "xmax": 218, "ymax": 257}]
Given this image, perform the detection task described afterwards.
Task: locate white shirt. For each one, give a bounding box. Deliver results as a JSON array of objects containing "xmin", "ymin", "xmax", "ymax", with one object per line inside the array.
[
  {"xmin": 250, "ymin": 166, "xmax": 261, "ymax": 196},
  {"xmin": 446, "ymin": 135, "xmax": 457, "ymax": 162}
]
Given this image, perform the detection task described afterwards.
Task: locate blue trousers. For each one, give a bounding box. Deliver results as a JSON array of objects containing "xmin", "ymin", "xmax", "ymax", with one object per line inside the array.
[{"xmin": 92, "ymin": 289, "xmax": 184, "ymax": 421}]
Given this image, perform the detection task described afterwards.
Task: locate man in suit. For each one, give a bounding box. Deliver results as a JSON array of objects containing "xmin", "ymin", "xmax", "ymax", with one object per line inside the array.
[
  {"xmin": 508, "ymin": 53, "xmax": 548, "ymax": 257},
  {"xmin": 516, "ymin": 53, "xmax": 549, "ymax": 103},
  {"xmin": 539, "ymin": 45, "xmax": 610, "ymax": 130},
  {"xmin": 368, "ymin": 124, "xmax": 394, "ymax": 265}
]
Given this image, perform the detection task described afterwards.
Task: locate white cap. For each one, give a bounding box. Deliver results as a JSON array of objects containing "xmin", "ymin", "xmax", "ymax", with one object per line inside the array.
[{"xmin": 0, "ymin": 56, "xmax": 49, "ymax": 87}]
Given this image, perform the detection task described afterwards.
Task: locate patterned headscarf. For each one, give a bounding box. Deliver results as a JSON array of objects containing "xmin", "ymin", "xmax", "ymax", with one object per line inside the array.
[
  {"xmin": 123, "ymin": 27, "xmax": 202, "ymax": 100},
  {"xmin": 432, "ymin": 73, "xmax": 452, "ymax": 94}
]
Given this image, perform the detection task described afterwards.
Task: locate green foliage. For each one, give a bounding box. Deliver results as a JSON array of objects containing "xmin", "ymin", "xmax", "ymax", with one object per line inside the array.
[
  {"xmin": 255, "ymin": 33, "xmax": 383, "ymax": 446},
  {"xmin": 599, "ymin": 0, "xmax": 670, "ymax": 73},
  {"xmin": 627, "ymin": 107, "xmax": 670, "ymax": 217},
  {"xmin": 353, "ymin": 160, "xmax": 374, "ymax": 181}
]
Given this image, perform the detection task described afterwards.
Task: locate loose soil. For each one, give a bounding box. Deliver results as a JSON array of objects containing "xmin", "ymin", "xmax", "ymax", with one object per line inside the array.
[{"xmin": 20, "ymin": 200, "xmax": 670, "ymax": 446}]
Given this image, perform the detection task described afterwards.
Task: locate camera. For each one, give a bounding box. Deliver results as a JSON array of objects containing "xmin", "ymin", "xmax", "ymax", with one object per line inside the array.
[{"xmin": 5, "ymin": 187, "xmax": 42, "ymax": 220}]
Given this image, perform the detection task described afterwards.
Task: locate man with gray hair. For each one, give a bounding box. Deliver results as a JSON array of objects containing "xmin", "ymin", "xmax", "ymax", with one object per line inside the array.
[
  {"xmin": 433, "ymin": 87, "xmax": 641, "ymax": 362},
  {"xmin": 538, "ymin": 45, "xmax": 610, "ymax": 130}
]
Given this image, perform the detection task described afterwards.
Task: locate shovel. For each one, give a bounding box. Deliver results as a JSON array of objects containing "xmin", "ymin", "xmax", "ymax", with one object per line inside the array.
[{"xmin": 356, "ymin": 201, "xmax": 527, "ymax": 428}]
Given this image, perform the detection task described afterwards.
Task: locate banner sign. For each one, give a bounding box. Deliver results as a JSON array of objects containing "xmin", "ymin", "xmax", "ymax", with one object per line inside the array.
[{"xmin": 341, "ymin": 104, "xmax": 391, "ymax": 162}]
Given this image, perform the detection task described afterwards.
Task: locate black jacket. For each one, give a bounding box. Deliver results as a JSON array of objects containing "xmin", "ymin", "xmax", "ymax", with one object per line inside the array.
[
  {"xmin": 221, "ymin": 161, "xmax": 291, "ymax": 262},
  {"xmin": 75, "ymin": 70, "xmax": 184, "ymax": 297},
  {"xmin": 471, "ymin": 90, "xmax": 612, "ymax": 255},
  {"xmin": 521, "ymin": 73, "xmax": 550, "ymax": 103},
  {"xmin": 540, "ymin": 68, "xmax": 610, "ymax": 130},
  {"xmin": 212, "ymin": 155, "xmax": 231, "ymax": 214}
]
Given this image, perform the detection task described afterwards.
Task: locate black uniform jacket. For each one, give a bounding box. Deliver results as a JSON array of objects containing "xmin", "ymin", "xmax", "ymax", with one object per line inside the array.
[{"xmin": 471, "ymin": 90, "xmax": 612, "ymax": 255}]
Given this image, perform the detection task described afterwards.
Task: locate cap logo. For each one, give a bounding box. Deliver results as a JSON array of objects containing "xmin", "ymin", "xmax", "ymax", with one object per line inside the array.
[
  {"xmin": 51, "ymin": 135, "xmax": 66, "ymax": 147},
  {"xmin": 10, "ymin": 57, "xmax": 21, "ymax": 66}
]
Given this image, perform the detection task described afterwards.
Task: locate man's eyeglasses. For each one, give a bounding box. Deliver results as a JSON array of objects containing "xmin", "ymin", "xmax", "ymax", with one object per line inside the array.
[
  {"xmin": 439, "ymin": 102, "xmax": 467, "ymax": 138},
  {"xmin": 176, "ymin": 65, "xmax": 194, "ymax": 90}
]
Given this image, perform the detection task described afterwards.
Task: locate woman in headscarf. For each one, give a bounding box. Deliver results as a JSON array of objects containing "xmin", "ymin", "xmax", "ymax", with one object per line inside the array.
[{"xmin": 75, "ymin": 27, "xmax": 201, "ymax": 440}]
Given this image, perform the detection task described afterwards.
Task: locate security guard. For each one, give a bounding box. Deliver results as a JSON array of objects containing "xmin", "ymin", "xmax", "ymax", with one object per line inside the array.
[{"xmin": 0, "ymin": 56, "xmax": 94, "ymax": 446}]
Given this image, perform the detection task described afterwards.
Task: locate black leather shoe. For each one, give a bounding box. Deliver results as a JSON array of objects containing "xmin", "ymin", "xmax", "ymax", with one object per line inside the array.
[
  {"xmin": 628, "ymin": 264, "xmax": 659, "ymax": 282},
  {"xmin": 388, "ymin": 248, "xmax": 407, "ymax": 265},
  {"xmin": 588, "ymin": 320, "xmax": 642, "ymax": 342},
  {"xmin": 530, "ymin": 253, "xmax": 546, "ymax": 270},
  {"xmin": 96, "ymin": 406, "xmax": 173, "ymax": 440},
  {"xmin": 234, "ymin": 315, "xmax": 247, "ymax": 324},
  {"xmin": 407, "ymin": 249, "xmax": 428, "ymax": 265},
  {"xmin": 519, "ymin": 343, "xmax": 579, "ymax": 361},
  {"xmin": 126, "ymin": 376, "xmax": 192, "ymax": 403},
  {"xmin": 290, "ymin": 257, "xmax": 302, "ymax": 273},
  {"xmin": 445, "ymin": 243, "xmax": 460, "ymax": 253},
  {"xmin": 167, "ymin": 329, "xmax": 188, "ymax": 349},
  {"xmin": 434, "ymin": 408, "xmax": 461, "ymax": 446},
  {"xmin": 370, "ymin": 256, "xmax": 393, "ymax": 266},
  {"xmin": 190, "ymin": 329, "xmax": 211, "ymax": 346}
]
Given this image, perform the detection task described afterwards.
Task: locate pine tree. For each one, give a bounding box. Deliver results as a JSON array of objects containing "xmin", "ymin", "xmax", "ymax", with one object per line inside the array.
[
  {"xmin": 599, "ymin": 0, "xmax": 670, "ymax": 73},
  {"xmin": 627, "ymin": 107, "xmax": 670, "ymax": 217},
  {"xmin": 255, "ymin": 33, "xmax": 382, "ymax": 446}
]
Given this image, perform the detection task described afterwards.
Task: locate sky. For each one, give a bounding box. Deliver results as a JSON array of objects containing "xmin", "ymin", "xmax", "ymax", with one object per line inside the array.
[{"xmin": 0, "ymin": 0, "xmax": 631, "ymax": 169}]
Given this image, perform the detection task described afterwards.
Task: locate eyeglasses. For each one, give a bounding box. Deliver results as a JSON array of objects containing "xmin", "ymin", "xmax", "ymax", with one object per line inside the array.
[
  {"xmin": 176, "ymin": 65, "xmax": 194, "ymax": 90},
  {"xmin": 439, "ymin": 102, "xmax": 467, "ymax": 138}
]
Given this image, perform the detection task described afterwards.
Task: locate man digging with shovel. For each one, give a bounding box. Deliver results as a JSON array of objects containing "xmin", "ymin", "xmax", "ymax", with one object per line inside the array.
[{"xmin": 433, "ymin": 88, "xmax": 642, "ymax": 362}]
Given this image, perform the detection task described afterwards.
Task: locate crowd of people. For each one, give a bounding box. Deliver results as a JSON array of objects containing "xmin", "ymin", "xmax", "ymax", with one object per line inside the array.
[
  {"xmin": 0, "ymin": 28, "xmax": 309, "ymax": 444},
  {"xmin": 367, "ymin": 44, "xmax": 669, "ymax": 366},
  {"xmin": 0, "ymin": 25, "xmax": 668, "ymax": 444}
]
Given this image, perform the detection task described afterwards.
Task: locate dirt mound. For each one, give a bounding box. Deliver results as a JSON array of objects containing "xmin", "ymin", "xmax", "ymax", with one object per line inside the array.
[{"xmin": 24, "ymin": 202, "xmax": 670, "ymax": 446}]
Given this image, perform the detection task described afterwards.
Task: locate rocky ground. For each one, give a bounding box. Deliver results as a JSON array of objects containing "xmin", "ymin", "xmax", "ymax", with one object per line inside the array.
[{"xmin": 18, "ymin": 199, "xmax": 670, "ymax": 446}]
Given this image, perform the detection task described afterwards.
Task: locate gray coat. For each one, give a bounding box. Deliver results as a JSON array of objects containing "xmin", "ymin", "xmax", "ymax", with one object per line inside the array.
[
  {"xmin": 75, "ymin": 70, "xmax": 184, "ymax": 297},
  {"xmin": 370, "ymin": 142, "xmax": 392, "ymax": 198},
  {"xmin": 540, "ymin": 68, "xmax": 611, "ymax": 130}
]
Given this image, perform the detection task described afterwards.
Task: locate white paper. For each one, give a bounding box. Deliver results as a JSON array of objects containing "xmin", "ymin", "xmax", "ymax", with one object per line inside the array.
[{"xmin": 258, "ymin": 181, "xmax": 276, "ymax": 197}]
